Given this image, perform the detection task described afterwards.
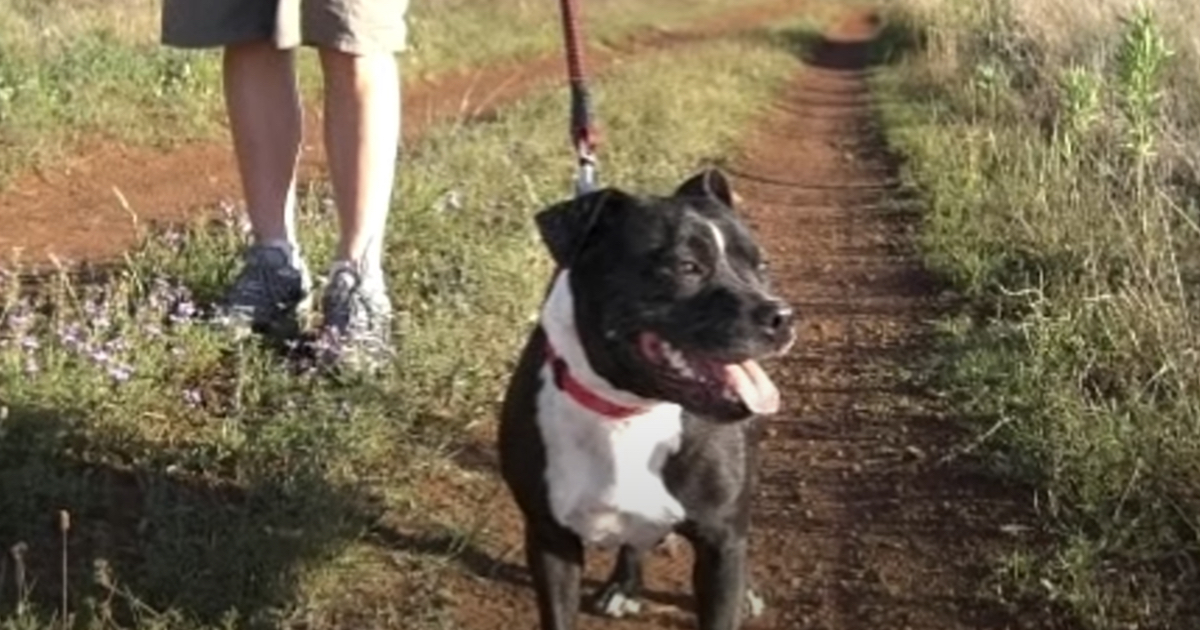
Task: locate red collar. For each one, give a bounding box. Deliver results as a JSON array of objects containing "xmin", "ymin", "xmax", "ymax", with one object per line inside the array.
[{"xmin": 544, "ymin": 336, "xmax": 647, "ymax": 420}]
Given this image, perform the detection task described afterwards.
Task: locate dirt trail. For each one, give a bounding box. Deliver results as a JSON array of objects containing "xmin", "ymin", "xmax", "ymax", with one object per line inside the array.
[
  {"xmin": 0, "ymin": 0, "xmax": 808, "ymax": 269},
  {"xmin": 413, "ymin": 9, "xmax": 1062, "ymax": 630},
  {"xmin": 736, "ymin": 14, "xmax": 1058, "ymax": 629}
]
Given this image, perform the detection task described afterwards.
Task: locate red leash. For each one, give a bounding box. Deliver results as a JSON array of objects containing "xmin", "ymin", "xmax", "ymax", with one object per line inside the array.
[
  {"xmin": 541, "ymin": 2, "xmax": 614, "ymax": 409},
  {"xmin": 558, "ymin": 0, "xmax": 598, "ymax": 195}
]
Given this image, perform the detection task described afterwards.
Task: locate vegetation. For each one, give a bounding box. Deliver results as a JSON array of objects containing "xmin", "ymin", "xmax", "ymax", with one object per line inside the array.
[
  {"xmin": 0, "ymin": 22, "xmax": 800, "ymax": 629},
  {"xmin": 875, "ymin": 0, "xmax": 1200, "ymax": 627},
  {"xmin": 0, "ymin": 0, "xmax": 764, "ymax": 185}
]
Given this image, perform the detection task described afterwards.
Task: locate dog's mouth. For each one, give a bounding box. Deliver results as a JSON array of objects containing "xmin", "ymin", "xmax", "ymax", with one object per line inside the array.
[{"xmin": 636, "ymin": 331, "xmax": 780, "ymax": 418}]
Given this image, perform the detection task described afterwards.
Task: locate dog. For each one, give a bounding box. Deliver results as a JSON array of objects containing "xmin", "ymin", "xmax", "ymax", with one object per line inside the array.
[{"xmin": 498, "ymin": 168, "xmax": 794, "ymax": 630}]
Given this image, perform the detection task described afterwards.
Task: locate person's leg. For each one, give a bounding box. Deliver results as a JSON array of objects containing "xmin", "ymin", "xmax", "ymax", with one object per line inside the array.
[
  {"xmin": 278, "ymin": 0, "xmax": 407, "ymax": 367},
  {"xmin": 216, "ymin": 41, "xmax": 312, "ymax": 333},
  {"xmin": 315, "ymin": 48, "xmax": 400, "ymax": 367},
  {"xmin": 319, "ymin": 49, "xmax": 400, "ymax": 274},
  {"xmin": 224, "ymin": 42, "xmax": 303, "ymax": 249},
  {"xmin": 161, "ymin": 0, "xmax": 311, "ymax": 334}
]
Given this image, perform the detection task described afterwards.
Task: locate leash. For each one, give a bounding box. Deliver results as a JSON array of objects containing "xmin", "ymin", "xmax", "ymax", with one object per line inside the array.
[{"xmin": 558, "ymin": 0, "xmax": 598, "ymax": 195}]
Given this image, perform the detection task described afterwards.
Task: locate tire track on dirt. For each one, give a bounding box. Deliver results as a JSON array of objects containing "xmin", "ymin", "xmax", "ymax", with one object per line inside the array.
[{"xmin": 0, "ymin": 0, "xmax": 808, "ymax": 269}]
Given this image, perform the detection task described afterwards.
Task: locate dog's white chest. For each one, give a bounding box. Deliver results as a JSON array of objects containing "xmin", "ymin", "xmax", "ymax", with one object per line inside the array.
[{"xmin": 535, "ymin": 368, "xmax": 686, "ymax": 549}]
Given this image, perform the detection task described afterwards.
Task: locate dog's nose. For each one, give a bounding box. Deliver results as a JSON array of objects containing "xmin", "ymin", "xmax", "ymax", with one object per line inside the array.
[{"xmin": 754, "ymin": 301, "xmax": 795, "ymax": 335}]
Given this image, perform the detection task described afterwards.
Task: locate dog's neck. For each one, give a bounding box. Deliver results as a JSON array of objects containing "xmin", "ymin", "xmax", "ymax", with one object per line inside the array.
[
  {"xmin": 539, "ymin": 271, "xmax": 676, "ymax": 420},
  {"xmin": 535, "ymin": 271, "xmax": 687, "ymax": 547}
]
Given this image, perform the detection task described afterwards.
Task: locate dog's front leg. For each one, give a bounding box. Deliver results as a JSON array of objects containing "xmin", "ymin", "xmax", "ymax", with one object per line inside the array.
[
  {"xmin": 589, "ymin": 544, "xmax": 644, "ymax": 618},
  {"xmin": 689, "ymin": 528, "xmax": 748, "ymax": 630},
  {"xmin": 526, "ymin": 522, "xmax": 584, "ymax": 630}
]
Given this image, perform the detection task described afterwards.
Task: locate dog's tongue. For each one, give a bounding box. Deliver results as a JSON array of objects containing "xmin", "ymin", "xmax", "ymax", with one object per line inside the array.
[{"xmin": 724, "ymin": 360, "xmax": 780, "ymax": 415}]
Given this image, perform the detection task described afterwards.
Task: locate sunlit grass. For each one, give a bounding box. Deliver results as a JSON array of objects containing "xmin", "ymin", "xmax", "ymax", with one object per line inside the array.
[
  {"xmin": 0, "ymin": 27, "xmax": 800, "ymax": 629},
  {"xmin": 875, "ymin": 1, "xmax": 1200, "ymax": 627}
]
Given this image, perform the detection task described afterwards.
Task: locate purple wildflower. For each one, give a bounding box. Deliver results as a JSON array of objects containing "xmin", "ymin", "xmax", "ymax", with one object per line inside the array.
[
  {"xmin": 82, "ymin": 298, "xmax": 101, "ymax": 318},
  {"xmin": 160, "ymin": 230, "xmax": 185, "ymax": 250},
  {"xmin": 147, "ymin": 277, "xmax": 173, "ymax": 311},
  {"xmin": 170, "ymin": 299, "xmax": 197, "ymax": 324},
  {"xmin": 2, "ymin": 300, "xmax": 35, "ymax": 336},
  {"xmin": 19, "ymin": 336, "xmax": 39, "ymax": 351},
  {"xmin": 82, "ymin": 299, "xmax": 111, "ymax": 332},
  {"xmin": 58, "ymin": 323, "xmax": 85, "ymax": 349},
  {"xmin": 107, "ymin": 363, "xmax": 134, "ymax": 383},
  {"xmin": 183, "ymin": 388, "xmax": 203, "ymax": 407},
  {"xmin": 89, "ymin": 348, "xmax": 111, "ymax": 365}
]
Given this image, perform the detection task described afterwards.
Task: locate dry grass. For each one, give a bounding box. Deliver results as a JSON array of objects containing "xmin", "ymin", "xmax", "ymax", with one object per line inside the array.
[
  {"xmin": 876, "ymin": 0, "xmax": 1200, "ymax": 628},
  {"xmin": 0, "ymin": 0, "xmax": 759, "ymax": 184},
  {"xmin": 0, "ymin": 0, "xmax": 162, "ymax": 47}
]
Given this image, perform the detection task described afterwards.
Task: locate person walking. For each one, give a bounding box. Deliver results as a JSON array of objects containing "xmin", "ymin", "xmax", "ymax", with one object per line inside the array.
[{"xmin": 161, "ymin": 0, "xmax": 408, "ymax": 369}]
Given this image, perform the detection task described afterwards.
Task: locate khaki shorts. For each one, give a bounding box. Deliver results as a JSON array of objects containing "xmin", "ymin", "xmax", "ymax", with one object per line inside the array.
[{"xmin": 161, "ymin": 0, "xmax": 409, "ymax": 54}]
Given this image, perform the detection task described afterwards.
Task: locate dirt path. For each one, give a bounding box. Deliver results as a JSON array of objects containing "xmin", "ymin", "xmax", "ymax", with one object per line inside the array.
[
  {"xmin": 735, "ymin": 14, "xmax": 1059, "ymax": 630},
  {"xmin": 397, "ymin": 9, "xmax": 1066, "ymax": 630},
  {"xmin": 0, "ymin": 0, "xmax": 808, "ymax": 269}
]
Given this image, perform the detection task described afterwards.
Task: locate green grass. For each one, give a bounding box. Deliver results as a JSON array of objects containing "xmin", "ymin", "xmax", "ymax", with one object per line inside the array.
[
  {"xmin": 0, "ymin": 0, "xmax": 769, "ymax": 188},
  {"xmin": 873, "ymin": 1, "xmax": 1200, "ymax": 628},
  {"xmin": 0, "ymin": 24, "xmax": 800, "ymax": 629}
]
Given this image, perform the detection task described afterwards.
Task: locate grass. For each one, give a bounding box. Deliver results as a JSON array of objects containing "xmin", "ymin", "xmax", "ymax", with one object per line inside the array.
[
  {"xmin": 873, "ymin": 0, "xmax": 1200, "ymax": 627},
  {"xmin": 0, "ymin": 22, "xmax": 801, "ymax": 629},
  {"xmin": 0, "ymin": 0, "xmax": 773, "ymax": 188}
]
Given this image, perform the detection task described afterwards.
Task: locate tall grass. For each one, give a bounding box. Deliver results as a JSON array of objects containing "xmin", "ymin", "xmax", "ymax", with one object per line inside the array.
[{"xmin": 876, "ymin": 0, "xmax": 1200, "ymax": 627}]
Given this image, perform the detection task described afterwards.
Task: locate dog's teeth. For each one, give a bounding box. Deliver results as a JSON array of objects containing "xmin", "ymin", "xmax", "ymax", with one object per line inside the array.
[
  {"xmin": 664, "ymin": 344, "xmax": 686, "ymax": 368},
  {"xmin": 658, "ymin": 340, "xmax": 709, "ymax": 381},
  {"xmin": 661, "ymin": 342, "xmax": 701, "ymax": 380}
]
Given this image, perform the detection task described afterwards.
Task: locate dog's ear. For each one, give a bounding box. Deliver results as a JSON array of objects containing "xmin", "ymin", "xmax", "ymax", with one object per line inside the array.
[
  {"xmin": 675, "ymin": 168, "xmax": 734, "ymax": 207},
  {"xmin": 534, "ymin": 188, "xmax": 635, "ymax": 267}
]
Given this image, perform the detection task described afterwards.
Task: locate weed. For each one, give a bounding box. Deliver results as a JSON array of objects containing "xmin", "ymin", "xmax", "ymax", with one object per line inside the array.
[{"xmin": 875, "ymin": 0, "xmax": 1200, "ymax": 628}]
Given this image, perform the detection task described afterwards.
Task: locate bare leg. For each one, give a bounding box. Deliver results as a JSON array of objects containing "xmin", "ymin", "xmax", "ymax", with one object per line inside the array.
[
  {"xmin": 216, "ymin": 41, "xmax": 310, "ymax": 335},
  {"xmin": 318, "ymin": 48, "xmax": 401, "ymax": 273},
  {"xmin": 223, "ymin": 41, "xmax": 303, "ymax": 248}
]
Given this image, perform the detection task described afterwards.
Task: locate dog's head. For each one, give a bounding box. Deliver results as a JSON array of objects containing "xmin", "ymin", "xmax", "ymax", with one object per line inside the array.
[{"xmin": 536, "ymin": 168, "xmax": 795, "ymax": 422}]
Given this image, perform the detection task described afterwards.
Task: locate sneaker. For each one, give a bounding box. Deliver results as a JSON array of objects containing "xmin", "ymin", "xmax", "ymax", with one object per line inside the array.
[
  {"xmin": 216, "ymin": 243, "xmax": 311, "ymax": 337},
  {"xmin": 318, "ymin": 261, "xmax": 394, "ymax": 371}
]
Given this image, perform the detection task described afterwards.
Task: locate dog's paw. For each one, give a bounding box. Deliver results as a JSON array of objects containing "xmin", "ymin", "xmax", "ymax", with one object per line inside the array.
[
  {"xmin": 744, "ymin": 587, "xmax": 767, "ymax": 619},
  {"xmin": 589, "ymin": 583, "xmax": 643, "ymax": 619},
  {"xmin": 654, "ymin": 532, "xmax": 686, "ymax": 559}
]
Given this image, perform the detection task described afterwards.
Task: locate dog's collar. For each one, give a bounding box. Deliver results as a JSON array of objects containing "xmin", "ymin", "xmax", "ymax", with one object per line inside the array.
[{"xmin": 544, "ymin": 337, "xmax": 648, "ymax": 420}]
